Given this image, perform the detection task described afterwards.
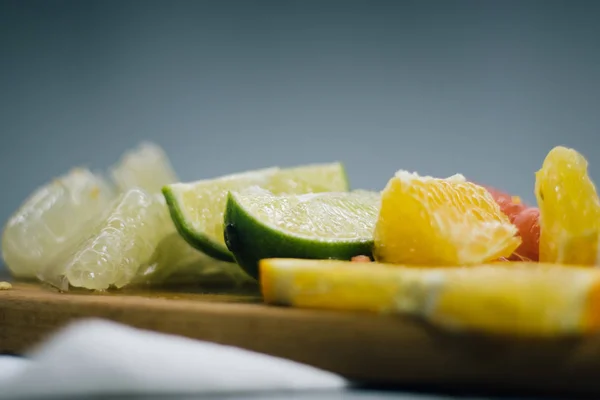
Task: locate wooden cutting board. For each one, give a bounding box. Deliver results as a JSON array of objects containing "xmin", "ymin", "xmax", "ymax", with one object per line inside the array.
[{"xmin": 3, "ymin": 280, "xmax": 600, "ymax": 396}]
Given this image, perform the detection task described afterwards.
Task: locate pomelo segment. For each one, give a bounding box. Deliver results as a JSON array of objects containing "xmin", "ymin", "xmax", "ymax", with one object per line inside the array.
[
  {"xmin": 39, "ymin": 188, "xmax": 172, "ymax": 291},
  {"xmin": 3, "ymin": 142, "xmax": 254, "ymax": 290},
  {"xmin": 2, "ymin": 168, "xmax": 116, "ymax": 279},
  {"xmin": 133, "ymin": 232, "xmax": 254, "ymax": 288},
  {"xmin": 110, "ymin": 142, "xmax": 178, "ymax": 193}
]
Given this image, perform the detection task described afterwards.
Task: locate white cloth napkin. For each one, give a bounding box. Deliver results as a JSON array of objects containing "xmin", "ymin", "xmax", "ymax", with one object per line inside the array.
[{"xmin": 0, "ymin": 319, "xmax": 347, "ymax": 399}]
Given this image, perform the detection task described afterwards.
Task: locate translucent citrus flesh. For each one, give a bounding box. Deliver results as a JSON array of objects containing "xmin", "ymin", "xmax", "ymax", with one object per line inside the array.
[
  {"xmin": 110, "ymin": 142, "xmax": 179, "ymax": 193},
  {"xmin": 374, "ymin": 171, "xmax": 521, "ymax": 266},
  {"xmin": 234, "ymin": 189, "xmax": 380, "ymax": 241},
  {"xmin": 2, "ymin": 168, "xmax": 116, "ymax": 279},
  {"xmin": 133, "ymin": 232, "xmax": 254, "ymax": 288},
  {"xmin": 165, "ymin": 163, "xmax": 349, "ymax": 251},
  {"xmin": 37, "ymin": 189, "xmax": 251, "ymax": 291},
  {"xmin": 3, "ymin": 142, "xmax": 197, "ymax": 288},
  {"xmin": 260, "ymin": 258, "xmax": 600, "ymax": 336},
  {"xmin": 38, "ymin": 189, "xmax": 172, "ymax": 291},
  {"xmin": 535, "ymin": 146, "xmax": 600, "ymax": 266},
  {"xmin": 267, "ymin": 163, "xmax": 348, "ymax": 194},
  {"xmin": 166, "ymin": 168, "xmax": 278, "ymax": 251},
  {"xmin": 107, "ymin": 142, "xmax": 252, "ymax": 288}
]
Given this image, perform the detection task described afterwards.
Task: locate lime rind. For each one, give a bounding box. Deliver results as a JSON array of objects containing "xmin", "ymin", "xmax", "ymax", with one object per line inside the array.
[
  {"xmin": 163, "ymin": 163, "xmax": 350, "ymax": 262},
  {"xmin": 224, "ymin": 190, "xmax": 379, "ymax": 279},
  {"xmin": 4, "ymin": 149, "xmax": 351, "ymax": 288},
  {"xmin": 163, "ymin": 185, "xmax": 236, "ymax": 262},
  {"xmin": 162, "ymin": 168, "xmax": 278, "ymax": 261}
]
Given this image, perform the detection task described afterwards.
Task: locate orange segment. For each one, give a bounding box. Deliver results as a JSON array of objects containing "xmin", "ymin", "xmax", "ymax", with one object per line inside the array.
[
  {"xmin": 535, "ymin": 146, "xmax": 600, "ymax": 265},
  {"xmin": 373, "ymin": 171, "xmax": 521, "ymax": 266},
  {"xmin": 260, "ymin": 258, "xmax": 600, "ymax": 337}
]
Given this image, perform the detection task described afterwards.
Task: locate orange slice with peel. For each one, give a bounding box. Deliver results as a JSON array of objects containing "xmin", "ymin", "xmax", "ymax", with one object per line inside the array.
[{"xmin": 260, "ymin": 258, "xmax": 600, "ymax": 337}]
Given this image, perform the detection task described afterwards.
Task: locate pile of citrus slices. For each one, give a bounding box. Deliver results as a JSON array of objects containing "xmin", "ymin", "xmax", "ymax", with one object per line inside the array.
[
  {"xmin": 259, "ymin": 146, "xmax": 600, "ymax": 337},
  {"xmin": 1, "ymin": 144, "xmax": 353, "ymax": 291},
  {"xmin": 3, "ymin": 143, "xmax": 600, "ymax": 338}
]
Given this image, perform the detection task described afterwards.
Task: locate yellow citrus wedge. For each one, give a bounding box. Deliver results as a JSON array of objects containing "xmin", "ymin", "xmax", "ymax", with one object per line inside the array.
[
  {"xmin": 535, "ymin": 146, "xmax": 600, "ymax": 266},
  {"xmin": 373, "ymin": 171, "xmax": 521, "ymax": 266},
  {"xmin": 260, "ymin": 258, "xmax": 600, "ymax": 337}
]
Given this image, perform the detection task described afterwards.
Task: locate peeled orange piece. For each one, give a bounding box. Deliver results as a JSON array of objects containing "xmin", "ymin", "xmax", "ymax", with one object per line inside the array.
[
  {"xmin": 535, "ymin": 146, "xmax": 600, "ymax": 266},
  {"xmin": 374, "ymin": 171, "xmax": 521, "ymax": 266}
]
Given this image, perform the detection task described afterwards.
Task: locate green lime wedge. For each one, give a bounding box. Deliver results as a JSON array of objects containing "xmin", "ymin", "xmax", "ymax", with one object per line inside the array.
[
  {"xmin": 223, "ymin": 189, "xmax": 380, "ymax": 279},
  {"xmin": 163, "ymin": 162, "xmax": 349, "ymax": 262}
]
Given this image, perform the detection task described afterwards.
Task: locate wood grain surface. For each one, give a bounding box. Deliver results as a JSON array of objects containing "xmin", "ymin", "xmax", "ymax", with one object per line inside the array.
[{"xmin": 2, "ymin": 281, "xmax": 600, "ymax": 396}]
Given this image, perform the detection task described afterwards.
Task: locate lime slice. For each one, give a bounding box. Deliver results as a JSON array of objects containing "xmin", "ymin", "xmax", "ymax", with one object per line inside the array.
[
  {"xmin": 163, "ymin": 168, "xmax": 278, "ymax": 261},
  {"xmin": 267, "ymin": 163, "xmax": 349, "ymax": 193},
  {"xmin": 110, "ymin": 142, "xmax": 178, "ymax": 194},
  {"xmin": 223, "ymin": 189, "xmax": 380, "ymax": 279},
  {"xmin": 39, "ymin": 188, "xmax": 173, "ymax": 291},
  {"xmin": 2, "ymin": 168, "xmax": 116, "ymax": 279},
  {"xmin": 163, "ymin": 162, "xmax": 349, "ymax": 262}
]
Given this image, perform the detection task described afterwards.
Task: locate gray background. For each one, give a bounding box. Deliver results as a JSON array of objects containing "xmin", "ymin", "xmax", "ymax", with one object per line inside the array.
[{"xmin": 1, "ymin": 0, "xmax": 599, "ymax": 264}]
